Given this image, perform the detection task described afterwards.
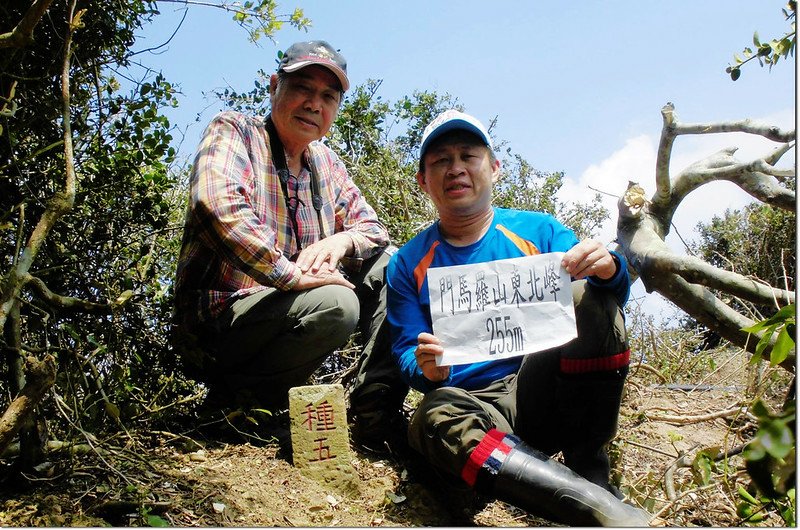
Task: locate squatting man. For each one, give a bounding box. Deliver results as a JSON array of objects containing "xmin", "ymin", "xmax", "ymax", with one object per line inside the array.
[{"xmin": 173, "ymin": 40, "xmax": 407, "ymax": 447}]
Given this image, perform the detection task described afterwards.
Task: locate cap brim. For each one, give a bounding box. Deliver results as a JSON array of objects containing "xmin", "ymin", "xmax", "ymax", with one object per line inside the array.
[
  {"xmin": 419, "ymin": 120, "xmax": 490, "ymax": 159},
  {"xmin": 281, "ymin": 60, "xmax": 350, "ymax": 91}
]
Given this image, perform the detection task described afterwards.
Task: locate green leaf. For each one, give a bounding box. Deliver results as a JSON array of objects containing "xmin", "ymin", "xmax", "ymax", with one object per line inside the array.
[
  {"xmin": 114, "ymin": 289, "xmax": 134, "ymax": 307},
  {"xmin": 692, "ymin": 452, "xmax": 714, "ymax": 485},
  {"xmin": 752, "ymin": 401, "xmax": 771, "ymax": 418},
  {"xmin": 104, "ymin": 401, "xmax": 121, "ymax": 420},
  {"xmin": 759, "ymin": 418, "xmax": 794, "ymax": 459},
  {"xmin": 765, "ymin": 304, "xmax": 794, "ymax": 326},
  {"xmin": 738, "ymin": 485, "xmax": 758, "ymax": 505},
  {"xmin": 146, "ymin": 515, "xmax": 169, "ymax": 527},
  {"xmin": 754, "ymin": 326, "xmax": 775, "ymax": 358},
  {"xmin": 770, "ymin": 327, "xmax": 794, "ymax": 365},
  {"xmin": 753, "ymin": 31, "xmax": 761, "ymax": 47}
]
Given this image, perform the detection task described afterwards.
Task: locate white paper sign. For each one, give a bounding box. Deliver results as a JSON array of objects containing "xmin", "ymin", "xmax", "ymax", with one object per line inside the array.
[{"xmin": 426, "ymin": 252, "xmax": 576, "ymax": 366}]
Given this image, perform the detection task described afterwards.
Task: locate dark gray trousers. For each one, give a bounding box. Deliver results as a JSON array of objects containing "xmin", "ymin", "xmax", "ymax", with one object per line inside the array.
[
  {"xmin": 206, "ymin": 249, "xmax": 402, "ymax": 409},
  {"xmin": 407, "ymin": 280, "xmax": 628, "ymax": 479}
]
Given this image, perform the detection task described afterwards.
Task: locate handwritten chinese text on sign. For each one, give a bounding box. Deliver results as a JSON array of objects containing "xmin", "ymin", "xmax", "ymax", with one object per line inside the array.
[{"xmin": 426, "ymin": 252, "xmax": 577, "ymax": 366}]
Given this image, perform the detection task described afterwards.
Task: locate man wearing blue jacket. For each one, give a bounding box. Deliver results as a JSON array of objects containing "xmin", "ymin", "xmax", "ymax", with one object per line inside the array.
[{"xmin": 386, "ymin": 110, "xmax": 651, "ymax": 526}]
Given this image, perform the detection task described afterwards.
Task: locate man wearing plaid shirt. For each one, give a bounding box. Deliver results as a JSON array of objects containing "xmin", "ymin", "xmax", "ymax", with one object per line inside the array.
[{"xmin": 174, "ymin": 41, "xmax": 408, "ymax": 442}]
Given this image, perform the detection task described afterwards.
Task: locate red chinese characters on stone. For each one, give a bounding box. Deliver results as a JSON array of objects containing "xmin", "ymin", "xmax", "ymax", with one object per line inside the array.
[
  {"xmin": 302, "ymin": 400, "xmax": 337, "ymax": 462},
  {"xmin": 302, "ymin": 400, "xmax": 336, "ymax": 431},
  {"xmin": 310, "ymin": 437, "xmax": 335, "ymax": 462}
]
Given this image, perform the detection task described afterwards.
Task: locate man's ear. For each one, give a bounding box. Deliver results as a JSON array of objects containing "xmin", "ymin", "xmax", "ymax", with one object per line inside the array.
[
  {"xmin": 269, "ymin": 74, "xmax": 279, "ymax": 96},
  {"xmin": 490, "ymin": 158, "xmax": 502, "ymax": 184},
  {"xmin": 416, "ymin": 170, "xmax": 427, "ymax": 190}
]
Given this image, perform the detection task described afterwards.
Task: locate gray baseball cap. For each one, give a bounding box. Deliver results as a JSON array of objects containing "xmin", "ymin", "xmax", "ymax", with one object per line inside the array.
[{"xmin": 278, "ymin": 40, "xmax": 349, "ymax": 91}]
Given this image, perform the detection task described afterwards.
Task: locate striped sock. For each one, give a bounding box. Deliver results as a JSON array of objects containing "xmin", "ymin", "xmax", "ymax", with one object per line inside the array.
[
  {"xmin": 560, "ymin": 349, "xmax": 630, "ymax": 375},
  {"xmin": 461, "ymin": 428, "xmax": 521, "ymax": 488}
]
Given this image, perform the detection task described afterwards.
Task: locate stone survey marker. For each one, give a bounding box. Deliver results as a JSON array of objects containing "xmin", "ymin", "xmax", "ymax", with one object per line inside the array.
[{"xmin": 288, "ymin": 384, "xmax": 358, "ymax": 492}]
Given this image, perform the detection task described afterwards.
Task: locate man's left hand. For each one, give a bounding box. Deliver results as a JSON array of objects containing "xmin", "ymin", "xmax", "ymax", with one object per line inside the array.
[
  {"xmin": 294, "ymin": 232, "xmax": 355, "ymax": 274},
  {"xmin": 561, "ymin": 239, "xmax": 617, "ymax": 280}
]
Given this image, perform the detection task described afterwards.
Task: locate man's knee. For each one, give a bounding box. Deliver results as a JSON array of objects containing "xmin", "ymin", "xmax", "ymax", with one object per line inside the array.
[
  {"xmin": 569, "ymin": 280, "xmax": 627, "ymax": 355},
  {"xmin": 304, "ymin": 284, "xmax": 360, "ymax": 334}
]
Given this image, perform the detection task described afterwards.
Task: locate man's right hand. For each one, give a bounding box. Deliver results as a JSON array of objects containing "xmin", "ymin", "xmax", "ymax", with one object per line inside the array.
[
  {"xmin": 291, "ymin": 268, "xmax": 355, "ymax": 291},
  {"xmin": 415, "ymin": 332, "xmax": 451, "ymax": 382}
]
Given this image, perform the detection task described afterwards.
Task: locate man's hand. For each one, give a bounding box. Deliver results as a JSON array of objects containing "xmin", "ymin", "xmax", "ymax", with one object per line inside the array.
[
  {"xmin": 562, "ymin": 239, "xmax": 618, "ymax": 280},
  {"xmin": 291, "ymin": 267, "xmax": 355, "ymax": 291},
  {"xmin": 415, "ymin": 332, "xmax": 451, "ymax": 382},
  {"xmin": 294, "ymin": 232, "xmax": 355, "ymax": 274}
]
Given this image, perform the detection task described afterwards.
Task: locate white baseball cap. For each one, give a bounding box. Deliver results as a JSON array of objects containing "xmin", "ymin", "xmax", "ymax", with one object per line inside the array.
[{"xmin": 419, "ymin": 109, "xmax": 493, "ymax": 160}]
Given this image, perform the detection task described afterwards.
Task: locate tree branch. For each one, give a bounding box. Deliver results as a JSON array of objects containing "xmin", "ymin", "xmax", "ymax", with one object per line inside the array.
[
  {"xmin": 643, "ymin": 273, "xmax": 795, "ymax": 372},
  {"xmin": 648, "ymin": 252, "xmax": 795, "ymax": 307},
  {"xmin": 22, "ymin": 274, "xmax": 112, "ymax": 314},
  {"xmin": 671, "ymin": 148, "xmax": 796, "ymax": 212},
  {"xmin": 0, "ymin": 1, "xmax": 78, "ymax": 330},
  {"xmin": 645, "ymin": 405, "xmax": 749, "ymax": 425},
  {"xmin": 0, "ymin": 355, "xmax": 57, "ymax": 456},
  {"xmin": 618, "ymin": 103, "xmax": 796, "ymax": 373},
  {"xmin": 0, "ymin": 0, "xmax": 55, "ymax": 49},
  {"xmin": 654, "ymin": 103, "xmax": 677, "ymax": 203},
  {"xmin": 670, "ymin": 119, "xmax": 795, "ymax": 143}
]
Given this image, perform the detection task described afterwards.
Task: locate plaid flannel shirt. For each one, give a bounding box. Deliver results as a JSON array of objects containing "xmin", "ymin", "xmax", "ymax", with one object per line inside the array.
[{"xmin": 174, "ymin": 111, "xmax": 390, "ymax": 327}]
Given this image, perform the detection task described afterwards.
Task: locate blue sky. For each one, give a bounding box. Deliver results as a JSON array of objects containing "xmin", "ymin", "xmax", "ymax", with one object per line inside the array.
[{"xmin": 135, "ymin": 0, "xmax": 796, "ymax": 319}]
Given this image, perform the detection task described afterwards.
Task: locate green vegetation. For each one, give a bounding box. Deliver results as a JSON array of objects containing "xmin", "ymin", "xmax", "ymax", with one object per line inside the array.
[
  {"xmin": 0, "ymin": 1, "xmax": 794, "ymax": 526},
  {"xmin": 727, "ymin": 1, "xmax": 796, "ymax": 80}
]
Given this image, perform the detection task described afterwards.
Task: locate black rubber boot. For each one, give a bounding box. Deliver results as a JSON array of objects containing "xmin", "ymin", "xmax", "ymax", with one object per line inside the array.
[
  {"xmin": 556, "ymin": 372, "xmax": 627, "ymax": 494},
  {"xmin": 490, "ymin": 441, "xmax": 652, "ymax": 527}
]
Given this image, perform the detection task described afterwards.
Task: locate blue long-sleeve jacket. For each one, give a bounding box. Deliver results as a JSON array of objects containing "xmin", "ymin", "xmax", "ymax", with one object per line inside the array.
[{"xmin": 386, "ymin": 207, "xmax": 630, "ymax": 394}]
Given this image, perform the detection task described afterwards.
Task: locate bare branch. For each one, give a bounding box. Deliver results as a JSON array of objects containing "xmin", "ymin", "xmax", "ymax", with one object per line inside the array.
[
  {"xmin": 648, "ymin": 252, "xmax": 795, "ymax": 306},
  {"xmin": 670, "ymin": 119, "xmax": 795, "ymax": 143},
  {"xmin": 23, "ymin": 274, "xmax": 112, "ymax": 314},
  {"xmin": 618, "ymin": 103, "xmax": 796, "ymax": 373},
  {"xmin": 672, "ymin": 148, "xmax": 796, "ymax": 212},
  {"xmin": 654, "ymin": 103, "xmax": 677, "ymax": 202},
  {"xmin": 645, "ymin": 405, "xmax": 749, "ymax": 425}
]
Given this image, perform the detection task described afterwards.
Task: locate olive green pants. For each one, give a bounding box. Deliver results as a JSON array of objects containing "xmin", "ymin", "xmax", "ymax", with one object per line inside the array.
[
  {"xmin": 205, "ymin": 249, "xmax": 401, "ymax": 409},
  {"xmin": 407, "ymin": 280, "xmax": 629, "ymax": 480}
]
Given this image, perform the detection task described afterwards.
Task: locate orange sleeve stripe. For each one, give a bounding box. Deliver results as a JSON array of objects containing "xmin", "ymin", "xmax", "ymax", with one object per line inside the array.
[
  {"xmin": 496, "ymin": 224, "xmax": 540, "ymax": 256},
  {"xmin": 413, "ymin": 240, "xmax": 440, "ymax": 293}
]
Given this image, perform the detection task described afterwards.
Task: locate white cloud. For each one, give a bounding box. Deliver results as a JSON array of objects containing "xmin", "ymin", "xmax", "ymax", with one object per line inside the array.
[{"xmin": 558, "ymin": 134, "xmax": 657, "ymax": 245}]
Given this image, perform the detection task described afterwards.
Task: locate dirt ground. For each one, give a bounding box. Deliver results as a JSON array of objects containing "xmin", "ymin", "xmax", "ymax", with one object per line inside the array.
[{"xmin": 0, "ymin": 349, "xmax": 793, "ymax": 527}]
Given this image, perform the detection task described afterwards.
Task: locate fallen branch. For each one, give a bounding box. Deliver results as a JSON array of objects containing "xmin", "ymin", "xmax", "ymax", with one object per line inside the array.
[
  {"xmin": 644, "ymin": 405, "xmax": 749, "ymax": 425},
  {"xmin": 89, "ymin": 500, "xmax": 171, "ymax": 519},
  {"xmin": 1, "ymin": 439, "xmax": 101, "ymax": 458},
  {"xmin": 652, "ymin": 472, "xmax": 749, "ymax": 522},
  {"xmin": 664, "ymin": 446, "xmax": 697, "ymax": 501},
  {"xmin": 145, "ymin": 430, "xmax": 204, "ymax": 452},
  {"xmin": 631, "ymin": 361, "xmax": 669, "ymax": 383}
]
